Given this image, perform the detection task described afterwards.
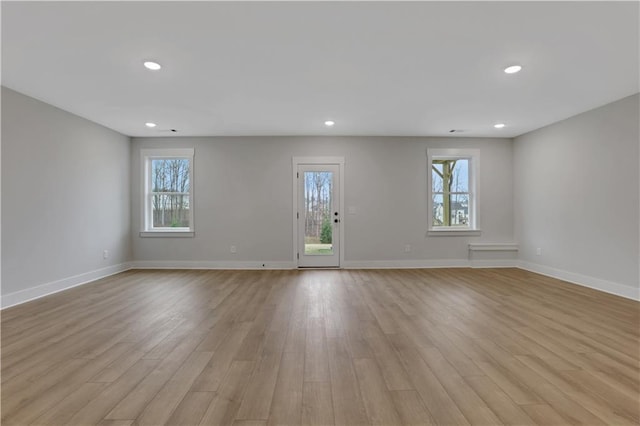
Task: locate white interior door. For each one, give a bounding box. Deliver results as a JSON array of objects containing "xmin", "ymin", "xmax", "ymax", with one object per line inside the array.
[{"xmin": 297, "ymin": 164, "xmax": 340, "ymax": 267}]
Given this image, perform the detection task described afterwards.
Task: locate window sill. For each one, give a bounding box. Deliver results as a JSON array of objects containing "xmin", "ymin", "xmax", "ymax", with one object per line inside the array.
[
  {"xmin": 139, "ymin": 231, "xmax": 195, "ymax": 238},
  {"xmin": 428, "ymin": 228, "xmax": 481, "ymax": 237}
]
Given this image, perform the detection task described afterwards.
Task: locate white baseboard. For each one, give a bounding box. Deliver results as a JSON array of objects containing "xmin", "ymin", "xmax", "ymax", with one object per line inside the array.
[
  {"xmin": 1, "ymin": 263, "xmax": 132, "ymax": 309},
  {"xmin": 519, "ymin": 261, "xmax": 639, "ymax": 301},
  {"xmin": 132, "ymin": 259, "xmax": 517, "ymax": 270},
  {"xmin": 468, "ymin": 243, "xmax": 519, "ymax": 252},
  {"xmin": 5, "ymin": 259, "xmax": 633, "ymax": 309},
  {"xmin": 342, "ymin": 259, "xmax": 470, "ymax": 269},
  {"xmin": 129, "ymin": 260, "xmax": 297, "ymax": 270}
]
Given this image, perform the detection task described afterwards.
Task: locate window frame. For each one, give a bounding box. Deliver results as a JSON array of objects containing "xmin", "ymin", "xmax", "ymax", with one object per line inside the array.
[
  {"xmin": 427, "ymin": 148, "xmax": 481, "ymax": 236},
  {"xmin": 140, "ymin": 148, "xmax": 195, "ymax": 238}
]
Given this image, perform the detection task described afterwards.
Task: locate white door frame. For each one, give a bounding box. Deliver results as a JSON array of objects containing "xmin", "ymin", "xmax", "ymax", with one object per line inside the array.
[{"xmin": 292, "ymin": 157, "xmax": 345, "ymax": 268}]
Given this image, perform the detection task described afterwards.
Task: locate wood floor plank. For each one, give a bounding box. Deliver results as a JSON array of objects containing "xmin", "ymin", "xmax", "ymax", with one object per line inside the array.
[
  {"xmin": 302, "ymin": 381, "xmax": 335, "ymax": 426},
  {"xmin": 390, "ymin": 390, "xmax": 436, "ymax": 426},
  {"xmin": 96, "ymin": 420, "xmax": 134, "ymax": 426},
  {"xmin": 105, "ymin": 334, "xmax": 206, "ymax": 420},
  {"xmin": 360, "ymin": 323, "xmax": 413, "ymax": 391},
  {"xmin": 136, "ymin": 350, "xmax": 213, "ymax": 425},
  {"xmin": 89, "ymin": 349, "xmax": 146, "ymax": 383},
  {"xmin": 304, "ymin": 317, "xmax": 330, "ymax": 382},
  {"xmin": 190, "ymin": 321, "xmax": 253, "ymax": 392},
  {"xmin": 353, "ymin": 358, "xmax": 402, "ymax": 425},
  {"xmin": 1, "ymin": 268, "xmax": 637, "ymax": 426},
  {"xmin": 515, "ymin": 354, "xmax": 635, "ymax": 425},
  {"xmin": 67, "ymin": 359, "xmax": 160, "ymax": 425},
  {"xmin": 30, "ymin": 381, "xmax": 107, "ymax": 425},
  {"xmin": 387, "ymin": 332, "xmax": 471, "ymax": 425},
  {"xmin": 165, "ymin": 391, "xmax": 216, "ymax": 426},
  {"xmin": 2, "ymin": 342, "xmax": 132, "ymax": 425},
  {"xmin": 418, "ymin": 346, "xmax": 504, "ymax": 425},
  {"xmin": 233, "ymin": 421, "xmax": 267, "ymax": 426},
  {"xmin": 522, "ymin": 404, "xmax": 570, "ymax": 425},
  {"xmin": 235, "ymin": 352, "xmax": 283, "ymax": 420},
  {"xmin": 267, "ymin": 351, "xmax": 304, "ymax": 426},
  {"xmin": 464, "ymin": 375, "xmax": 536, "ymax": 425},
  {"xmin": 326, "ymin": 336, "xmax": 369, "ymax": 426},
  {"xmin": 198, "ymin": 360, "xmax": 255, "ymax": 426}
]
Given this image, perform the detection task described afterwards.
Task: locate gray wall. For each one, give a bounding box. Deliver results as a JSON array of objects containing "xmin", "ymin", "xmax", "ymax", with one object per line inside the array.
[
  {"xmin": 514, "ymin": 94, "xmax": 639, "ymax": 290},
  {"xmin": 1, "ymin": 87, "xmax": 131, "ymax": 297},
  {"xmin": 4, "ymin": 85, "xmax": 636, "ymax": 303},
  {"xmin": 131, "ymin": 136, "xmax": 514, "ymax": 265}
]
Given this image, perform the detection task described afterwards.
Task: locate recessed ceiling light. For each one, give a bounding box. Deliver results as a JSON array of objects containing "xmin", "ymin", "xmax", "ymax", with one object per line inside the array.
[
  {"xmin": 494, "ymin": 123, "xmax": 505, "ymax": 129},
  {"xmin": 143, "ymin": 61, "xmax": 162, "ymax": 71},
  {"xmin": 145, "ymin": 122, "xmax": 157, "ymax": 128},
  {"xmin": 324, "ymin": 120, "xmax": 335, "ymax": 127},
  {"xmin": 504, "ymin": 65, "xmax": 522, "ymax": 74}
]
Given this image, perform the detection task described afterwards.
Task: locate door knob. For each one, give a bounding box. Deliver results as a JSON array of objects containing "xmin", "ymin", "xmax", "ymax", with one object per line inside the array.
[{"xmin": 334, "ymin": 219, "xmax": 340, "ymax": 223}]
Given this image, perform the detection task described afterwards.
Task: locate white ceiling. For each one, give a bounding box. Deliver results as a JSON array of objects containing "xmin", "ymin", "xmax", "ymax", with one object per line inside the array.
[{"xmin": 2, "ymin": 1, "xmax": 638, "ymax": 138}]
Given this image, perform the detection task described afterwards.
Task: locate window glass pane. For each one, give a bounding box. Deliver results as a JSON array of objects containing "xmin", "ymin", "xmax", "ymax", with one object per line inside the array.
[
  {"xmin": 451, "ymin": 159, "xmax": 469, "ymax": 193},
  {"xmin": 450, "ymin": 193, "xmax": 469, "ymax": 226},
  {"xmin": 429, "ymin": 151, "xmax": 476, "ymax": 230},
  {"xmin": 432, "ymin": 194, "xmax": 444, "ymax": 226},
  {"xmin": 432, "ymin": 168, "xmax": 443, "ymax": 192},
  {"xmin": 151, "ymin": 159, "xmax": 190, "ymax": 193},
  {"xmin": 152, "ymin": 194, "xmax": 190, "ymax": 228}
]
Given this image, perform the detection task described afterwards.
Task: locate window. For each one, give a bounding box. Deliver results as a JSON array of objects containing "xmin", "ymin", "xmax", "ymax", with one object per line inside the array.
[
  {"xmin": 427, "ymin": 149, "xmax": 480, "ymax": 236},
  {"xmin": 141, "ymin": 148, "xmax": 194, "ymax": 237}
]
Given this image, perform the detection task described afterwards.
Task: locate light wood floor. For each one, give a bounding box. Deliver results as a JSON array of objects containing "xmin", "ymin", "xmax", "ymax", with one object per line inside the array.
[{"xmin": 2, "ymin": 268, "xmax": 639, "ymax": 425}]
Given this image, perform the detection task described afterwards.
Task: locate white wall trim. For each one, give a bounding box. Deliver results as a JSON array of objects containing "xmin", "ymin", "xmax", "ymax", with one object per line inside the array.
[
  {"xmin": 519, "ymin": 260, "xmax": 640, "ymax": 301},
  {"xmin": 129, "ymin": 260, "xmax": 297, "ymax": 270},
  {"xmin": 1, "ymin": 263, "xmax": 132, "ymax": 309},
  {"xmin": 4, "ymin": 259, "xmax": 635, "ymax": 309},
  {"xmin": 342, "ymin": 259, "xmax": 470, "ymax": 269},
  {"xmin": 133, "ymin": 259, "xmax": 519, "ymax": 270},
  {"xmin": 343, "ymin": 259, "xmax": 518, "ymax": 269}
]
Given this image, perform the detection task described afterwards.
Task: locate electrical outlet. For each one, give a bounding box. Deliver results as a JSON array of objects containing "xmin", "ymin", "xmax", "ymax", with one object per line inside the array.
[
  {"xmin": 404, "ymin": 244, "xmax": 411, "ymax": 253},
  {"xmin": 103, "ymin": 249, "xmax": 109, "ymax": 259},
  {"xmin": 230, "ymin": 245, "xmax": 237, "ymax": 254},
  {"xmin": 536, "ymin": 247, "xmax": 542, "ymax": 255}
]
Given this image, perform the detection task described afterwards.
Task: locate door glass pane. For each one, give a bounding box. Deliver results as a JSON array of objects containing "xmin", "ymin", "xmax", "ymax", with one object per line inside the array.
[{"xmin": 304, "ymin": 171, "xmax": 333, "ymax": 255}]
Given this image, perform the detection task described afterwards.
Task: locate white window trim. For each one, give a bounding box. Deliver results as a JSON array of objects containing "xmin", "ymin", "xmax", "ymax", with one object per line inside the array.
[
  {"xmin": 427, "ymin": 148, "xmax": 481, "ymax": 237},
  {"xmin": 140, "ymin": 148, "xmax": 195, "ymax": 238}
]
